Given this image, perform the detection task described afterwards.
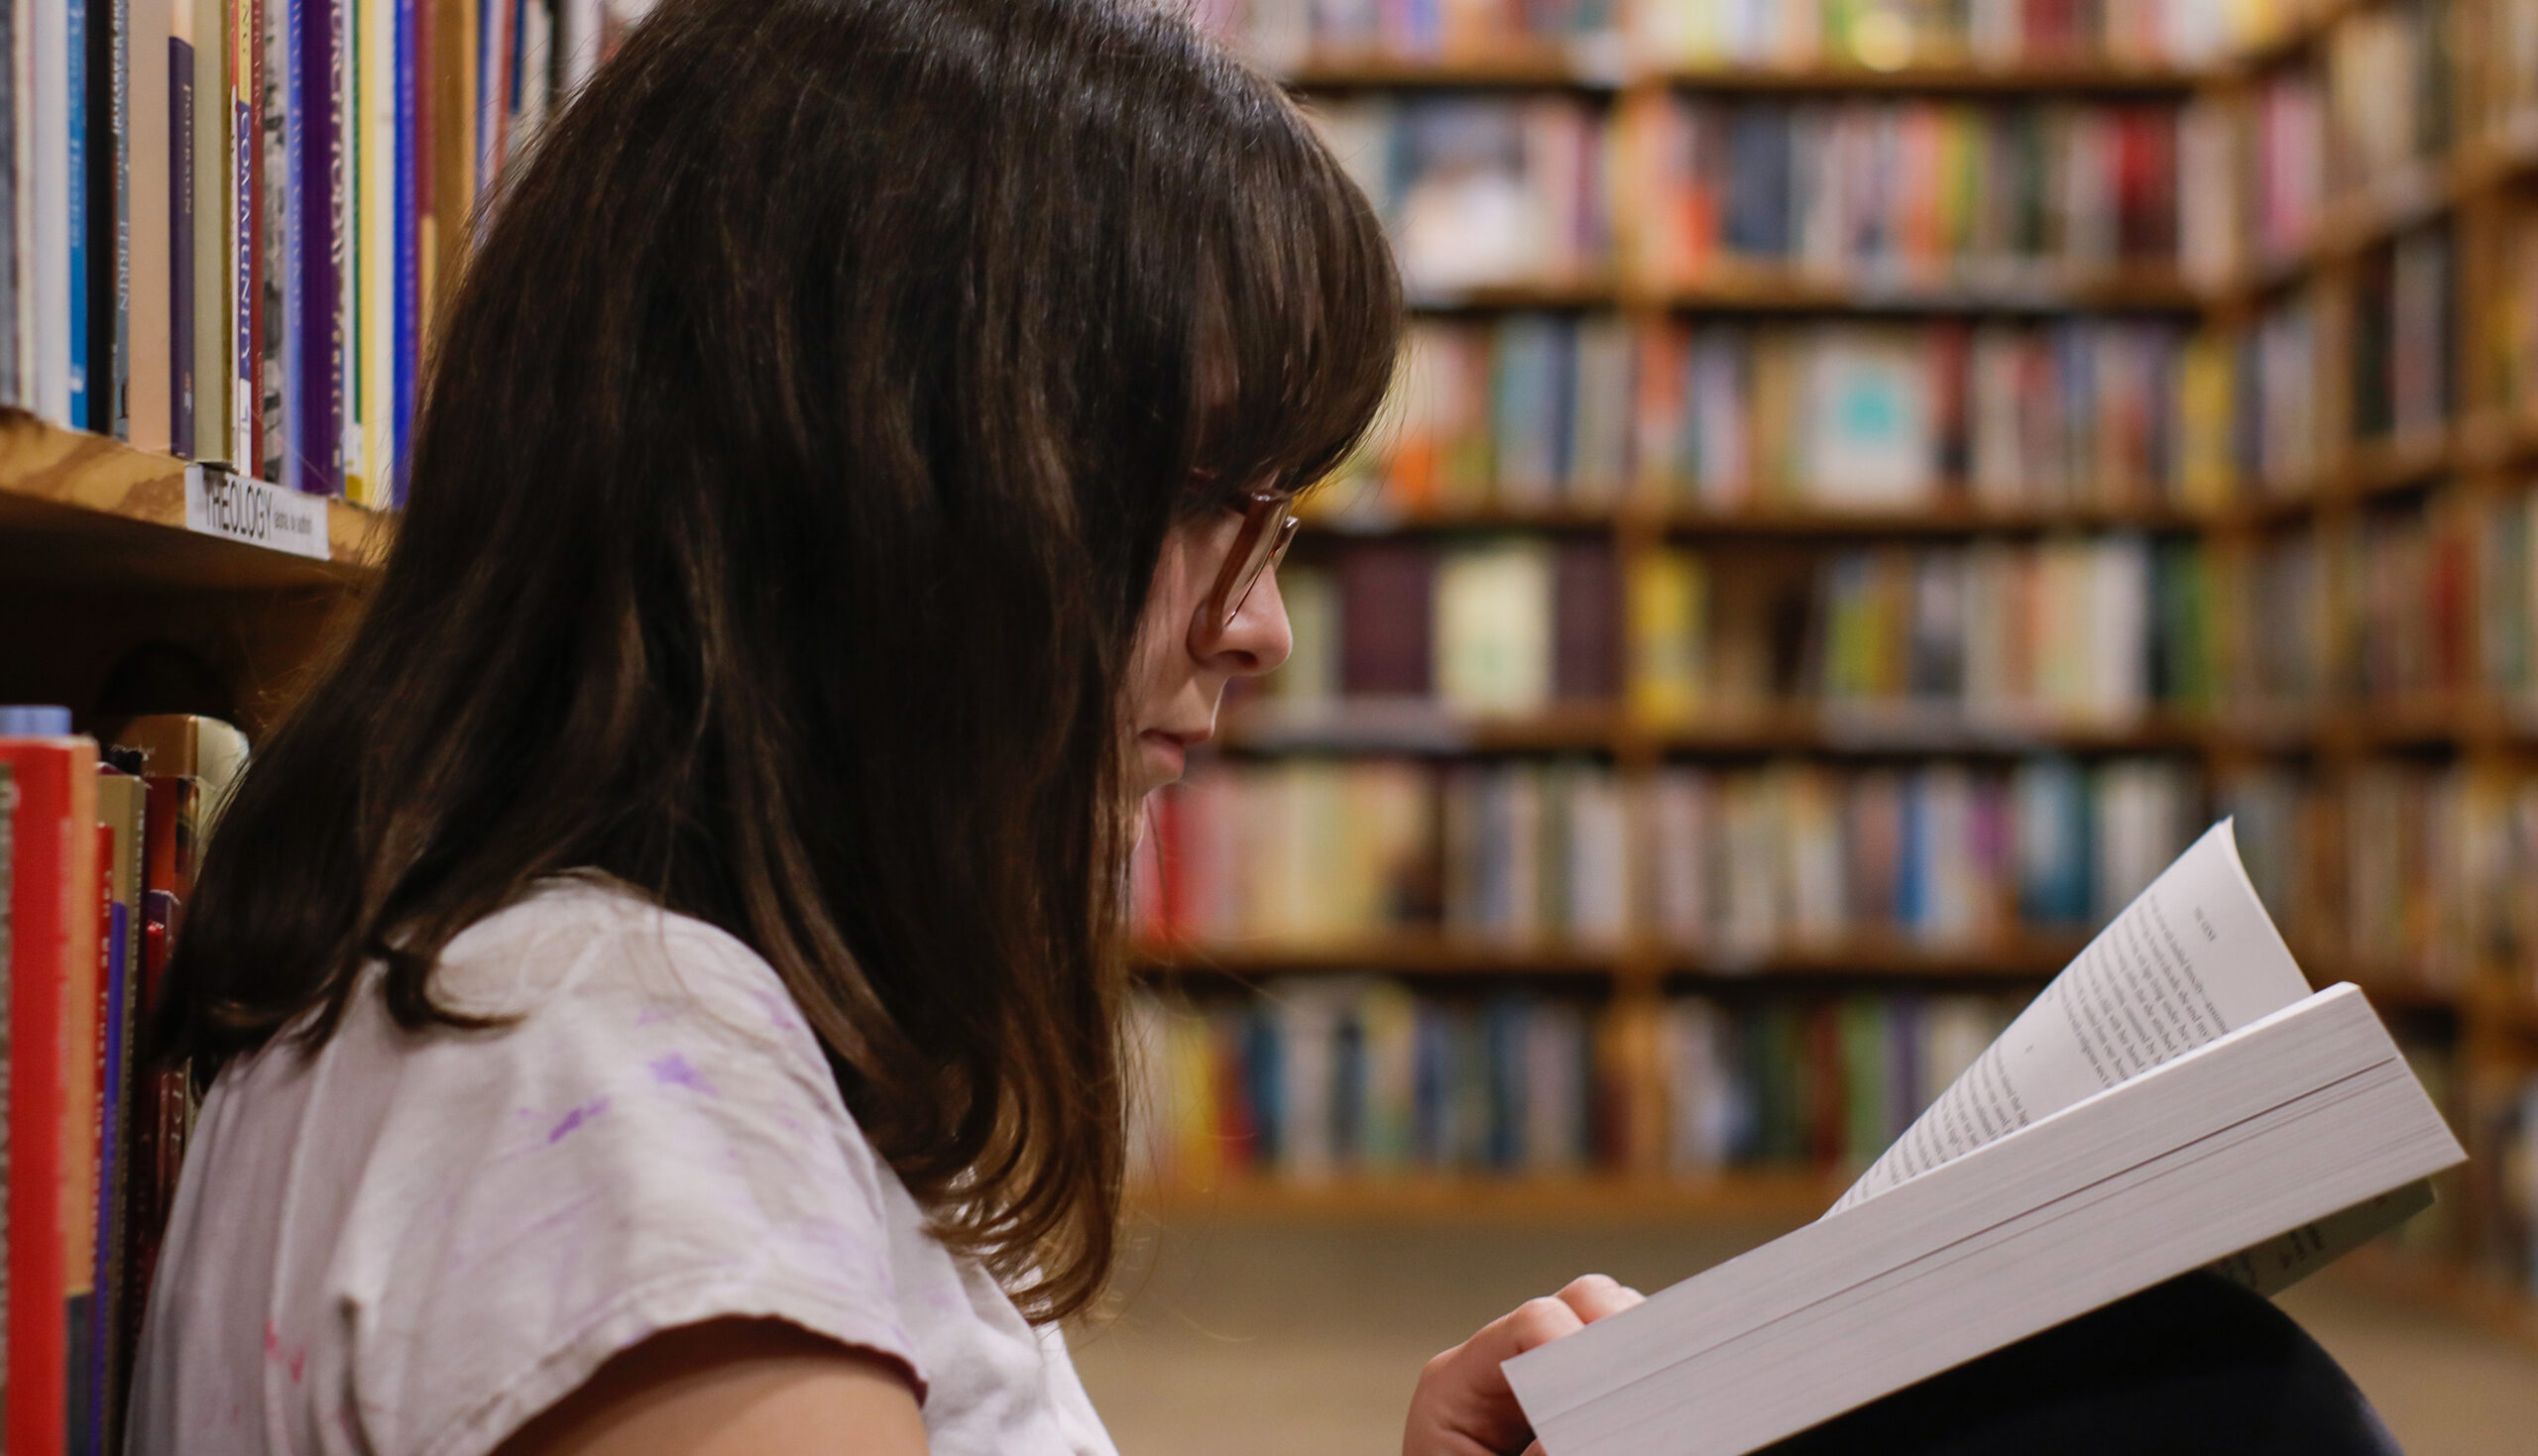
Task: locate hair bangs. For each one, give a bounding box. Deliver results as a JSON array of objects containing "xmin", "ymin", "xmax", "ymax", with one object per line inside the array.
[{"xmin": 1190, "ymin": 88, "xmax": 1404, "ymax": 509}]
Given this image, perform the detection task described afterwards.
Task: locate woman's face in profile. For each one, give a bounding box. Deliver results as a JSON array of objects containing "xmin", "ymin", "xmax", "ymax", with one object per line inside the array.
[{"xmin": 1125, "ymin": 504, "xmax": 1294, "ymax": 799}]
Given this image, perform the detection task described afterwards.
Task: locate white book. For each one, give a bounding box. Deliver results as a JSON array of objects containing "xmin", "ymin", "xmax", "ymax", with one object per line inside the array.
[{"xmin": 1506, "ymin": 821, "xmax": 2466, "ymax": 1456}]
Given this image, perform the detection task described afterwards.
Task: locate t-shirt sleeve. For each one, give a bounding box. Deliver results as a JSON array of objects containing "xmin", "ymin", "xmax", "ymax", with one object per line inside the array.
[{"xmin": 337, "ymin": 908, "xmax": 927, "ymax": 1456}]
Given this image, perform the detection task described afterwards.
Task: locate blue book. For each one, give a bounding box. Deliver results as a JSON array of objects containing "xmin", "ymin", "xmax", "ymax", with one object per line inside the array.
[
  {"xmin": 1413, "ymin": 1006, "xmax": 1449, "ymax": 1168},
  {"xmin": 1242, "ymin": 1010, "xmax": 1282, "ymax": 1166},
  {"xmin": 68, "ymin": 0, "xmax": 87, "ymax": 427},
  {"xmin": 107, "ymin": 0, "xmax": 130, "ymax": 443},
  {"xmin": 1332, "ymin": 1009, "xmax": 1365, "ymax": 1170},
  {"xmin": 1896, "ymin": 778, "xmax": 1928, "ymax": 935},
  {"xmin": 391, "ymin": 0, "xmax": 415, "ymax": 504},
  {"xmin": 90, "ymin": 886, "xmax": 129, "ymax": 1456},
  {"xmin": 1484, "ymin": 994, "xmax": 1527, "ymax": 1172}
]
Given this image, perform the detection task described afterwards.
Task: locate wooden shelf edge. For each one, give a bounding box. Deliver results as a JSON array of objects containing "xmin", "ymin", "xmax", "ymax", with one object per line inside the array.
[
  {"xmin": 1126, "ymin": 1172, "xmax": 1840, "ymax": 1223},
  {"xmin": 0, "ymin": 408, "xmax": 390, "ymax": 587},
  {"xmin": 1658, "ymin": 61, "xmax": 2205, "ymax": 95},
  {"xmin": 1132, "ymin": 936, "xmax": 2082, "ymax": 980},
  {"xmin": 1278, "ymin": 54, "xmax": 2211, "ymax": 95},
  {"xmin": 1642, "ymin": 268, "xmax": 2200, "ymax": 314}
]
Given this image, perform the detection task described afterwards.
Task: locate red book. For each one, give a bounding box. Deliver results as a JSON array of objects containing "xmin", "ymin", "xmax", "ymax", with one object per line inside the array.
[{"xmin": 1, "ymin": 736, "xmax": 101, "ymax": 1456}]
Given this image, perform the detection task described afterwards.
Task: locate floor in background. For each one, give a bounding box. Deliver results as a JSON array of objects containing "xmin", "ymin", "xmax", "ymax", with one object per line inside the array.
[{"xmin": 1069, "ymin": 1218, "xmax": 2538, "ymax": 1456}]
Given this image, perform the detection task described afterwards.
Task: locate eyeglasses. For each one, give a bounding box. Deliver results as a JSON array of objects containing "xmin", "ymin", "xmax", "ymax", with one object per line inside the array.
[{"xmin": 1204, "ymin": 489, "xmax": 1301, "ymax": 632}]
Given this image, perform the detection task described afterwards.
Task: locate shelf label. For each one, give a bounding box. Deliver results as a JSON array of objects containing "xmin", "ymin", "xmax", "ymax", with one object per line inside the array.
[{"xmin": 183, "ymin": 465, "xmax": 333, "ymax": 561}]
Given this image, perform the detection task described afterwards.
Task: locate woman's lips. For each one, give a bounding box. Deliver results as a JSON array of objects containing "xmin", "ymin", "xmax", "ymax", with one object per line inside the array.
[{"xmin": 1138, "ymin": 728, "xmax": 1209, "ymax": 784}]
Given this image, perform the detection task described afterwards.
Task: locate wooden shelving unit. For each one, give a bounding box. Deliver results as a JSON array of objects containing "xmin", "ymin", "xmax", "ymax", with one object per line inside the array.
[
  {"xmin": 13, "ymin": 0, "xmax": 2538, "ymax": 1336},
  {"xmin": 0, "ymin": 410, "xmax": 386, "ymax": 734},
  {"xmin": 1651, "ymin": 62, "xmax": 2205, "ymax": 97},
  {"xmin": 1138, "ymin": 7, "xmax": 2538, "ymax": 1329},
  {"xmin": 1640, "ymin": 269, "xmax": 2205, "ymax": 315},
  {"xmin": 0, "ymin": 408, "xmax": 385, "ymax": 588},
  {"xmin": 1129, "ymin": 1170, "xmax": 1840, "ymax": 1225},
  {"xmin": 1134, "ymin": 933, "xmax": 2079, "ymax": 981}
]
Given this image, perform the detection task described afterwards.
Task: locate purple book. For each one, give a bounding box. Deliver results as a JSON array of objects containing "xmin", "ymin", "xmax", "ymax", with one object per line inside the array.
[{"xmin": 283, "ymin": 0, "xmax": 341, "ymax": 494}]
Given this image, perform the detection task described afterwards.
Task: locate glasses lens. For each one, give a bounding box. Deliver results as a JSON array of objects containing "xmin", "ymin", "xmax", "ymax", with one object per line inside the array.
[{"xmin": 1214, "ymin": 498, "xmax": 1296, "ymax": 629}]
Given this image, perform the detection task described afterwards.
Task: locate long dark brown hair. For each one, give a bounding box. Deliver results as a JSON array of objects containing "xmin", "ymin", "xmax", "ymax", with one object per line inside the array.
[{"xmin": 164, "ymin": 0, "xmax": 1400, "ymax": 1320}]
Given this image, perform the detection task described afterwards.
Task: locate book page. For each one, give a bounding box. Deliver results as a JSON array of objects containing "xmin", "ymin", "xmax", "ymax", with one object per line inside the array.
[
  {"xmin": 1832, "ymin": 820, "xmax": 2310, "ymax": 1213},
  {"xmin": 2209, "ymin": 1181, "xmax": 2436, "ymax": 1296}
]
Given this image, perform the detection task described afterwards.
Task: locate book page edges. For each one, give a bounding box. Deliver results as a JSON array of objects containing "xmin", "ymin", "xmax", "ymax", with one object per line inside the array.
[
  {"xmin": 1523, "ymin": 1061, "xmax": 2458, "ymax": 1456},
  {"xmin": 2208, "ymin": 1178, "xmax": 2438, "ymax": 1296},
  {"xmin": 1507, "ymin": 985, "xmax": 2460, "ymax": 1445}
]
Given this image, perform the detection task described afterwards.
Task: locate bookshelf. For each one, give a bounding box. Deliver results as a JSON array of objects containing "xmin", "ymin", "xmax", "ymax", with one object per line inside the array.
[
  {"xmin": 0, "ymin": 410, "xmax": 384, "ymax": 736},
  {"xmin": 1120, "ymin": 0, "xmax": 2538, "ymax": 1354},
  {"xmin": 8, "ymin": 0, "xmax": 2538, "ymax": 1355}
]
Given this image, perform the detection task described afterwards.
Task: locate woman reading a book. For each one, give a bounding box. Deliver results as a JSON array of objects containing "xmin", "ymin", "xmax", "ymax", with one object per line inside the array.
[{"xmin": 125, "ymin": 1, "xmax": 2407, "ymax": 1453}]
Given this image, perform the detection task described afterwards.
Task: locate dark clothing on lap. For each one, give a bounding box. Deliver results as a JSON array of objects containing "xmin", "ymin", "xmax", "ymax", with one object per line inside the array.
[{"xmin": 1759, "ymin": 1273, "xmax": 2401, "ymax": 1456}]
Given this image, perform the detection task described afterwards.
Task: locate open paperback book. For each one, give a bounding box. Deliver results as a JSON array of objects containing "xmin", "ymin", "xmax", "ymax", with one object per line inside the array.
[{"xmin": 1504, "ymin": 821, "xmax": 2467, "ymax": 1456}]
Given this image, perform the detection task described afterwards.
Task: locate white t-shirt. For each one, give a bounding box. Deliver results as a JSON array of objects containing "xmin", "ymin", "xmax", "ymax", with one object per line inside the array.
[{"xmin": 125, "ymin": 874, "xmax": 1119, "ymax": 1456}]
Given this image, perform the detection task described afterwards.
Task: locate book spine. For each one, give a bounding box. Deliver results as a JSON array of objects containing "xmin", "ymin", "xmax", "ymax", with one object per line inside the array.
[
  {"xmin": 282, "ymin": 0, "xmax": 302, "ymax": 487},
  {"xmin": 337, "ymin": 0, "xmax": 359, "ymax": 504},
  {"xmin": 190, "ymin": 0, "xmax": 228, "ymax": 465},
  {"xmin": 0, "ymin": 766, "xmax": 12, "ymax": 1398},
  {"xmin": 306, "ymin": 0, "xmax": 342, "ymax": 496},
  {"xmin": 67, "ymin": 0, "xmax": 86, "ymax": 427},
  {"xmin": 91, "ymin": 782, "xmax": 142, "ymax": 1454},
  {"xmin": 231, "ymin": 0, "xmax": 253, "ymax": 467},
  {"xmin": 0, "ymin": 741, "xmax": 98, "ymax": 1456},
  {"xmin": 79, "ymin": 821, "xmax": 112, "ymax": 1456},
  {"xmin": 0, "ymin": 0, "xmax": 19, "ymax": 406},
  {"xmin": 390, "ymin": 0, "xmax": 413, "ymax": 504},
  {"xmin": 31, "ymin": 0, "xmax": 68, "ymax": 423},
  {"xmin": 171, "ymin": 18, "xmax": 194, "ymax": 456},
  {"xmin": 102, "ymin": 0, "xmax": 130, "ymax": 444},
  {"xmin": 357, "ymin": 0, "xmax": 390, "ymax": 506},
  {"xmin": 257, "ymin": 0, "xmax": 281, "ymax": 480}
]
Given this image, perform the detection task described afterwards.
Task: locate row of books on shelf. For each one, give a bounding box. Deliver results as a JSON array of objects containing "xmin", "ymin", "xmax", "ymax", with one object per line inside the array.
[
  {"xmin": 1628, "ymin": 534, "xmax": 2206, "ymax": 726},
  {"xmin": 2233, "ymin": 44, "xmax": 2465, "ymax": 272},
  {"xmin": 2349, "ymin": 227, "xmax": 2454, "ymax": 444},
  {"xmin": 1203, "ymin": 0, "xmax": 2237, "ymax": 72},
  {"xmin": 0, "ymin": 711, "xmax": 245, "ymax": 1455},
  {"xmin": 1631, "ymin": 318, "xmax": 2226, "ymax": 511},
  {"xmin": 5, "ymin": 0, "xmax": 601, "ymax": 501},
  {"xmin": 1296, "ymin": 67, "xmax": 2505, "ymax": 306},
  {"xmin": 1126, "ymin": 982, "xmax": 2027, "ymax": 1185},
  {"xmin": 1271, "ymin": 497, "xmax": 2538, "ymax": 728},
  {"xmin": 1279, "ymin": 537, "xmax": 2213, "ymax": 730},
  {"xmin": 1340, "ymin": 289, "xmax": 2446, "ymax": 518},
  {"xmin": 1628, "ymin": 0, "xmax": 2230, "ymax": 71},
  {"xmin": 1308, "ymin": 90, "xmax": 2229, "ymax": 298},
  {"xmin": 1624, "ymin": 95, "xmax": 2202, "ymax": 283},
  {"xmin": 1273, "ymin": 533, "xmax": 2198, "ymax": 726},
  {"xmin": 1366, "ymin": 314, "xmax": 2226, "ymax": 513},
  {"xmin": 1311, "ymin": 94, "xmax": 1611, "ymax": 296},
  {"xmin": 2220, "ymin": 484, "xmax": 2538, "ymax": 717},
  {"xmin": 1275, "ymin": 537, "xmax": 1620, "ymax": 710},
  {"xmin": 2322, "ymin": 0, "xmax": 2455, "ymax": 200},
  {"xmin": 2474, "ymin": 1067, "xmax": 2538, "ymax": 1296},
  {"xmin": 2335, "ymin": 762, "xmax": 2538, "ymax": 991},
  {"xmin": 1131, "ymin": 753, "xmax": 2210, "ymax": 952}
]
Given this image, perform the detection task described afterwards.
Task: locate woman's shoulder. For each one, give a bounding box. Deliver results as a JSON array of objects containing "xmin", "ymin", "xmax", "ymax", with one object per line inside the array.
[{"xmin": 427, "ymin": 871, "xmax": 819, "ymax": 1050}]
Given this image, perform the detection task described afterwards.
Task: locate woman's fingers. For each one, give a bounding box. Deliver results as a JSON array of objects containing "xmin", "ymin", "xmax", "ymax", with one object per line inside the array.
[
  {"xmin": 1554, "ymin": 1274, "xmax": 1646, "ymax": 1326},
  {"xmin": 1403, "ymin": 1278, "xmax": 1649, "ymax": 1456}
]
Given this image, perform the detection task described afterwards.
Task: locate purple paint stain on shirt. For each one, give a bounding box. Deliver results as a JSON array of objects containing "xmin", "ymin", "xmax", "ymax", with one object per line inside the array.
[
  {"xmin": 547, "ymin": 1095, "xmax": 612, "ymax": 1143},
  {"xmin": 648, "ymin": 1052, "xmax": 716, "ymax": 1094},
  {"xmin": 634, "ymin": 1003, "xmax": 677, "ymax": 1027}
]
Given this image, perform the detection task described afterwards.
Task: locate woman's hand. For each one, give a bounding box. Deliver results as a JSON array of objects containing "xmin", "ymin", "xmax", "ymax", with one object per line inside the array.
[{"xmin": 1404, "ymin": 1274, "xmax": 1646, "ymax": 1456}]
